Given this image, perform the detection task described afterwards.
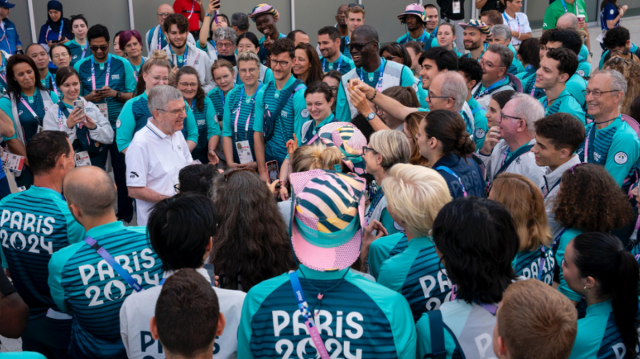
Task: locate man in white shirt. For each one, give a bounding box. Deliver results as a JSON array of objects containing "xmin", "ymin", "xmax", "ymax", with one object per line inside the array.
[
  {"xmin": 125, "ymin": 85, "xmax": 193, "ymax": 226},
  {"xmin": 503, "ymin": 0, "xmax": 532, "ymax": 47},
  {"xmin": 478, "ymin": 93, "xmax": 546, "ymax": 186},
  {"xmin": 146, "ymin": 4, "xmax": 196, "ymax": 55},
  {"xmin": 120, "ymin": 193, "xmax": 245, "ymax": 359}
]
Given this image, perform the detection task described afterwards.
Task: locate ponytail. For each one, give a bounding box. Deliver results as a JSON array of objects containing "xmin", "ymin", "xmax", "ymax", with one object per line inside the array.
[
  {"xmin": 135, "ymin": 50, "xmax": 171, "ymax": 96},
  {"xmin": 573, "ymin": 233, "xmax": 639, "ymax": 357},
  {"xmin": 291, "ymin": 143, "xmax": 343, "ymax": 173},
  {"xmin": 424, "ymin": 109, "xmax": 476, "ymax": 158}
]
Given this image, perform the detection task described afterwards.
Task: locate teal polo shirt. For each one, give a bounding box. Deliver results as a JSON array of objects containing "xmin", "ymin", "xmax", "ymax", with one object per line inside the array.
[
  {"xmin": 555, "ymin": 228, "xmax": 583, "ymax": 301},
  {"xmin": 467, "ymin": 97, "xmax": 488, "ymax": 148},
  {"xmin": 539, "ymin": 88, "xmax": 586, "ymax": 125},
  {"xmin": 377, "ymin": 236, "xmax": 452, "ymax": 322},
  {"xmin": 74, "ymin": 54, "xmax": 137, "ymax": 128},
  {"xmin": 223, "ymin": 83, "xmax": 260, "ymax": 164},
  {"xmin": 569, "ymin": 300, "xmax": 628, "ymax": 359},
  {"xmin": 1, "ymin": 90, "xmax": 59, "ymax": 144},
  {"xmin": 0, "ymin": 186, "xmax": 86, "ymax": 319},
  {"xmin": 67, "ymin": 38, "xmax": 88, "ymax": 66},
  {"xmin": 48, "ymin": 221, "xmax": 163, "ymax": 359},
  {"xmin": 237, "ymin": 264, "xmax": 417, "ymax": 358},
  {"xmin": 320, "ymin": 54, "xmax": 355, "ymax": 75},
  {"xmin": 368, "ymin": 233, "xmax": 409, "ymax": 280},
  {"xmin": 253, "ymin": 75, "xmax": 307, "ymax": 164}
]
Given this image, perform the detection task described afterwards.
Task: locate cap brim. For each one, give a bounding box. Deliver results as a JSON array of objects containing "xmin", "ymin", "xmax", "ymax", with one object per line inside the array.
[
  {"xmin": 292, "ymin": 223, "xmax": 362, "ymax": 272},
  {"xmin": 3, "ymin": 3, "xmax": 14, "ymax": 8},
  {"xmin": 398, "ymin": 13, "xmax": 426, "ymax": 23}
]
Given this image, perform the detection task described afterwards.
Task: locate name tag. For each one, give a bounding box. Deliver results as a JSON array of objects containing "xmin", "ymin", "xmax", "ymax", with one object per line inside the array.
[
  {"xmin": 236, "ymin": 140, "xmax": 253, "ymax": 164},
  {"xmin": 96, "ymin": 103, "xmax": 109, "ymax": 119},
  {"xmin": 74, "ymin": 151, "xmax": 91, "ymax": 167},
  {"xmin": 2, "ymin": 152, "xmax": 24, "ymax": 171},
  {"xmin": 453, "ymin": 1, "xmax": 461, "ymax": 13}
]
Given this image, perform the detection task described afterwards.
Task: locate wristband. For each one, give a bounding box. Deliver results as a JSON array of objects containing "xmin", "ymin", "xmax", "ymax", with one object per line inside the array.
[
  {"xmin": 205, "ymin": 12, "xmax": 212, "ymax": 17},
  {"xmin": 367, "ymin": 91, "xmax": 377, "ymax": 102}
]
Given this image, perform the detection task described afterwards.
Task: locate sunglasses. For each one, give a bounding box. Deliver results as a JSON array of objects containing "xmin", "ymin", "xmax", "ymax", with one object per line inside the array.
[
  {"xmin": 347, "ymin": 40, "xmax": 375, "ymax": 52},
  {"xmin": 348, "ymin": 3, "xmax": 364, "ymax": 9},
  {"xmin": 90, "ymin": 45, "xmax": 109, "ymax": 52}
]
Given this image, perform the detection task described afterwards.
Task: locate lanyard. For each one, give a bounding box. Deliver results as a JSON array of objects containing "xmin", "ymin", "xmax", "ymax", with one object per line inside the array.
[
  {"xmin": 552, "ymin": 227, "xmax": 568, "ymax": 249},
  {"xmin": 503, "ymin": 12, "xmax": 521, "ymax": 33},
  {"xmin": 186, "ymin": 0, "xmax": 197, "ymax": 20},
  {"xmin": 84, "ymin": 236, "xmax": 143, "ymax": 292},
  {"xmin": 172, "ymin": 45, "xmax": 199, "ymax": 68},
  {"xmin": 0, "ymin": 53, "xmax": 6, "ymax": 84},
  {"xmin": 538, "ymin": 245, "xmax": 546, "ymax": 280},
  {"xmin": 90, "ymin": 55, "xmax": 111, "ymax": 91},
  {"xmin": 157, "ymin": 26, "xmax": 164, "ymax": 50},
  {"xmin": 57, "ymin": 107, "xmax": 65, "ymax": 130},
  {"xmin": 80, "ymin": 43, "xmax": 87, "ymax": 60},
  {"xmin": 48, "ymin": 73, "xmax": 58, "ymax": 96},
  {"xmin": 45, "ymin": 20, "xmax": 64, "ymax": 41},
  {"xmin": 560, "ymin": 0, "xmax": 579, "ymax": 15},
  {"xmin": 131, "ymin": 58, "xmax": 144, "ymax": 81},
  {"xmin": 20, "ymin": 97, "xmax": 40, "ymax": 123},
  {"xmin": 365, "ymin": 188, "xmax": 384, "ymax": 224},
  {"xmin": 542, "ymin": 177, "xmax": 561, "ymax": 198},
  {"xmin": 359, "ymin": 59, "xmax": 386, "ymax": 92},
  {"xmin": 0, "ymin": 25, "xmax": 10, "ymax": 51},
  {"xmin": 234, "ymin": 83, "xmax": 261, "ymax": 141},
  {"xmin": 436, "ymin": 165, "xmax": 468, "ymax": 197},
  {"xmin": 583, "ymin": 125, "xmax": 596, "ymax": 163},
  {"xmin": 190, "ymin": 98, "xmax": 196, "ymax": 111},
  {"xmin": 323, "ymin": 56, "xmax": 343, "ymax": 73},
  {"xmin": 220, "ymin": 88, "xmax": 225, "ymax": 107},
  {"xmin": 477, "ymin": 302, "xmax": 498, "ymax": 315},
  {"xmin": 474, "ymin": 77, "xmax": 506, "ymax": 99},
  {"xmin": 289, "ymin": 271, "xmax": 331, "ymax": 359},
  {"xmin": 209, "ymin": 39, "xmax": 218, "ymax": 57}
]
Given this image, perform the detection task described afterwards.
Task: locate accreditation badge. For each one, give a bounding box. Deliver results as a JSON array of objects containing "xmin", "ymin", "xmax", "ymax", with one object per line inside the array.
[
  {"xmin": 96, "ymin": 103, "xmax": 109, "ymax": 119},
  {"xmin": 74, "ymin": 151, "xmax": 91, "ymax": 167},
  {"xmin": 236, "ymin": 140, "xmax": 253, "ymax": 164}
]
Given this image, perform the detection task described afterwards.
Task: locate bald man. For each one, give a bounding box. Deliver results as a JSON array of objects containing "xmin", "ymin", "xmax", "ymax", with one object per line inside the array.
[
  {"xmin": 48, "ymin": 166, "xmax": 163, "ymax": 359},
  {"xmin": 556, "ymin": 13, "xmax": 591, "ymax": 78},
  {"xmin": 145, "ymin": 4, "xmax": 196, "ymax": 55}
]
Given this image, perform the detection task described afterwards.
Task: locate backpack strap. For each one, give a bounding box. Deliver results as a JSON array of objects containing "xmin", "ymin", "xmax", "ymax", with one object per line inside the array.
[
  {"xmin": 263, "ymin": 79, "xmax": 304, "ymax": 140},
  {"xmin": 427, "ymin": 310, "xmax": 447, "ymax": 359}
]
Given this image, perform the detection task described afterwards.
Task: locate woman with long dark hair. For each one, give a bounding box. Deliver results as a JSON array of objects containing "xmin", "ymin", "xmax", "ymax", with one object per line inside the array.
[
  {"xmin": 563, "ymin": 232, "xmax": 638, "ymax": 358},
  {"xmin": 176, "ymin": 66, "xmax": 220, "ymax": 164},
  {"xmin": 416, "ymin": 197, "xmax": 519, "ymax": 358},
  {"xmin": 416, "ymin": 109, "xmax": 486, "ymax": 198},
  {"xmin": 0, "ymin": 55, "xmax": 59, "ymax": 188},
  {"xmin": 116, "ymin": 51, "xmax": 198, "ymax": 153},
  {"xmin": 233, "ymin": 32, "xmax": 274, "ymax": 84},
  {"xmin": 516, "ymin": 38, "xmax": 545, "ymax": 99},
  {"xmin": 292, "ymin": 43, "xmax": 323, "ymax": 86},
  {"xmin": 43, "ymin": 66, "xmax": 113, "ymax": 168},
  {"xmin": 210, "ymin": 169, "xmax": 296, "ymax": 292},
  {"xmin": 553, "ymin": 163, "xmax": 633, "ymax": 304},
  {"xmin": 380, "ymin": 42, "xmax": 412, "ymax": 68}
]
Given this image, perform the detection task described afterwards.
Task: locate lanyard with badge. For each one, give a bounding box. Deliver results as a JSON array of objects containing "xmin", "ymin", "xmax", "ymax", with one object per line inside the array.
[
  {"xmin": 323, "ymin": 56, "xmax": 342, "ymax": 73},
  {"xmin": 208, "ymin": 39, "xmax": 218, "ymax": 57},
  {"xmin": 234, "ymin": 84, "xmax": 261, "ymax": 164},
  {"xmin": 157, "ymin": 26, "xmax": 164, "ymax": 50},
  {"xmin": 48, "ymin": 73, "xmax": 59, "ymax": 96},
  {"xmin": 289, "ymin": 271, "xmax": 331, "ymax": 359},
  {"xmin": 436, "ymin": 166, "xmax": 468, "ymax": 197},
  {"xmin": 20, "ymin": 96, "xmax": 43, "ymax": 134},
  {"xmin": 186, "ymin": 0, "xmax": 197, "ymax": 20},
  {"xmin": 359, "ymin": 59, "xmax": 386, "ymax": 92},
  {"xmin": 474, "ymin": 77, "xmax": 506, "ymax": 99},
  {"xmin": 91, "ymin": 55, "xmax": 111, "ymax": 119},
  {"xmin": 59, "ymin": 102, "xmax": 92, "ymax": 166},
  {"xmin": 503, "ymin": 12, "xmax": 521, "ymax": 33},
  {"xmin": 45, "ymin": 20, "xmax": 64, "ymax": 41},
  {"xmin": 452, "ymin": 0, "xmax": 461, "ymax": 14},
  {"xmin": 560, "ymin": 0, "xmax": 579, "ymax": 15},
  {"xmin": 172, "ymin": 45, "xmax": 199, "ymax": 68},
  {"xmin": 80, "ymin": 43, "xmax": 87, "ymax": 60}
]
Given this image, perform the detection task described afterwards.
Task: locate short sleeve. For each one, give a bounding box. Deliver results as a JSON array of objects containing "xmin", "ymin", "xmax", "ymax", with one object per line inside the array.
[
  {"xmin": 292, "ymin": 86, "xmax": 308, "ymax": 140},
  {"xmin": 125, "ymin": 139, "xmax": 149, "ymax": 187},
  {"xmin": 116, "ymin": 98, "xmax": 136, "ymax": 152},
  {"xmin": 335, "ymin": 81, "xmax": 351, "ymax": 121},
  {"xmin": 222, "ymin": 88, "xmax": 235, "ymax": 137},
  {"xmin": 122, "ymin": 59, "xmax": 137, "ymax": 93},
  {"xmin": 205, "ymin": 96, "xmax": 220, "ymax": 139},
  {"xmin": 542, "ymin": 5, "xmax": 559, "ymax": 30},
  {"xmin": 520, "ymin": 13, "xmax": 532, "ymax": 33},
  {"xmin": 253, "ymin": 86, "xmax": 266, "ymax": 133},
  {"xmin": 604, "ymin": 3, "xmax": 619, "ymax": 20},
  {"xmin": 184, "ymin": 104, "xmax": 199, "ymax": 143}
]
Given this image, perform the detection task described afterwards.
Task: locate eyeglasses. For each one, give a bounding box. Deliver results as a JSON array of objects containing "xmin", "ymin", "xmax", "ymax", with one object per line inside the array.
[
  {"xmin": 158, "ymin": 12, "xmax": 171, "ymax": 17},
  {"xmin": 178, "ymin": 81, "xmax": 199, "ymax": 88},
  {"xmin": 239, "ymin": 67, "xmax": 259, "ymax": 74},
  {"xmin": 347, "ymin": 40, "xmax": 375, "ymax": 52},
  {"xmin": 568, "ymin": 162, "xmax": 586, "ymax": 174},
  {"xmin": 329, "ymin": 86, "xmax": 339, "ymax": 93},
  {"xmin": 217, "ymin": 41, "xmax": 234, "ymax": 49},
  {"xmin": 583, "ymin": 89, "xmax": 621, "ymax": 98},
  {"xmin": 90, "ymin": 45, "xmax": 109, "ymax": 52},
  {"xmin": 479, "ymin": 58, "xmax": 505, "ymax": 69},
  {"xmin": 362, "ymin": 146, "xmax": 376, "ymax": 154},
  {"xmin": 500, "ymin": 111, "xmax": 523, "ymax": 122},
  {"xmin": 157, "ymin": 107, "xmax": 186, "ymax": 116},
  {"xmin": 224, "ymin": 168, "xmax": 256, "ymax": 182},
  {"xmin": 348, "ymin": 3, "xmax": 364, "ymax": 9},
  {"xmin": 271, "ymin": 59, "xmax": 290, "ymax": 68},
  {"xmin": 174, "ymin": 184, "xmax": 180, "ymax": 193},
  {"xmin": 52, "ymin": 53, "xmax": 69, "ymax": 59},
  {"xmin": 428, "ymin": 92, "xmax": 451, "ymax": 101}
]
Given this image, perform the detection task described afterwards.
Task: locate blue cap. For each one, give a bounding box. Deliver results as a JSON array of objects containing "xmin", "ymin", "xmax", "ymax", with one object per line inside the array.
[{"xmin": 0, "ymin": 0, "xmax": 15, "ymax": 9}]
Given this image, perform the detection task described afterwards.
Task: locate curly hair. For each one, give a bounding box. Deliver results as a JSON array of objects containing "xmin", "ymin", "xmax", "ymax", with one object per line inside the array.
[
  {"xmin": 604, "ymin": 56, "xmax": 640, "ymax": 116},
  {"xmin": 403, "ymin": 112, "xmax": 429, "ymax": 167},
  {"xmin": 554, "ymin": 163, "xmax": 633, "ymax": 232},
  {"xmin": 210, "ymin": 169, "xmax": 296, "ymax": 291}
]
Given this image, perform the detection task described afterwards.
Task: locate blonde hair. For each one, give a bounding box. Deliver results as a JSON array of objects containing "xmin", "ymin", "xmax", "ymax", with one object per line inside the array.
[
  {"xmin": 368, "ymin": 130, "xmax": 411, "ymax": 171},
  {"xmin": 491, "ymin": 173, "xmax": 552, "ymax": 251},
  {"xmin": 291, "ymin": 143, "xmax": 343, "ymax": 173},
  {"xmin": 237, "ymin": 50, "xmax": 261, "ymax": 67},
  {"xmin": 498, "ymin": 279, "xmax": 577, "ymax": 359},
  {"xmin": 382, "ymin": 164, "xmax": 452, "ymax": 236},
  {"xmin": 346, "ymin": 5, "xmax": 365, "ymax": 18},
  {"xmin": 136, "ymin": 50, "xmax": 171, "ymax": 95}
]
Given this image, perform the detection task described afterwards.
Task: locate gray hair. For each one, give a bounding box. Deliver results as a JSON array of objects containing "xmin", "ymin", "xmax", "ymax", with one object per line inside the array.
[
  {"xmin": 237, "ymin": 50, "xmax": 261, "ymax": 67},
  {"xmin": 510, "ymin": 93, "xmax": 545, "ymax": 133},
  {"xmin": 593, "ymin": 69, "xmax": 627, "ymax": 94},
  {"xmin": 557, "ymin": 13, "xmax": 579, "ymax": 28},
  {"xmin": 492, "ymin": 24, "xmax": 512, "ymax": 42},
  {"xmin": 230, "ymin": 12, "xmax": 249, "ymax": 31},
  {"xmin": 487, "ymin": 44, "xmax": 514, "ymax": 70},
  {"xmin": 214, "ymin": 27, "xmax": 238, "ymax": 44},
  {"xmin": 439, "ymin": 72, "xmax": 468, "ymax": 112},
  {"xmin": 148, "ymin": 85, "xmax": 183, "ymax": 113}
]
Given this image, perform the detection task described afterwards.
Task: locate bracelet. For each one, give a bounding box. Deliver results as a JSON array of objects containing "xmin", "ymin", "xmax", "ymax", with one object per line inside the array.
[
  {"xmin": 517, "ymin": 33, "xmax": 521, "ymax": 40},
  {"xmin": 208, "ymin": 148, "xmax": 215, "ymax": 152},
  {"xmin": 367, "ymin": 91, "xmax": 377, "ymax": 102}
]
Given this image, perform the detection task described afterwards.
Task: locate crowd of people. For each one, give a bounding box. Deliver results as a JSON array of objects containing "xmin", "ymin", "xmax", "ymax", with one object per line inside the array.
[{"xmin": 0, "ymin": 0, "xmax": 639, "ymax": 358}]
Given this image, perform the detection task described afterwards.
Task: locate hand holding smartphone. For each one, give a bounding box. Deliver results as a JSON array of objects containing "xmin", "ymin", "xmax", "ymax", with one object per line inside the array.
[{"xmin": 266, "ymin": 160, "xmax": 279, "ymax": 184}]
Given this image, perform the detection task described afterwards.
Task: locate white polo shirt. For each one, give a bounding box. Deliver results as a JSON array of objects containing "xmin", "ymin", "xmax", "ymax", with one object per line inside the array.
[
  {"xmin": 125, "ymin": 120, "xmax": 193, "ymax": 226},
  {"xmin": 119, "ymin": 268, "xmax": 246, "ymax": 359},
  {"xmin": 503, "ymin": 12, "xmax": 532, "ymax": 46}
]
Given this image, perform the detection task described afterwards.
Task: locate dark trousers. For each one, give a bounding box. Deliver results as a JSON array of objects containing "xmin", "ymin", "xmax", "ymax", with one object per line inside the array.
[
  {"xmin": 109, "ymin": 141, "xmax": 133, "ymax": 222},
  {"xmin": 22, "ymin": 316, "xmax": 72, "ymax": 359}
]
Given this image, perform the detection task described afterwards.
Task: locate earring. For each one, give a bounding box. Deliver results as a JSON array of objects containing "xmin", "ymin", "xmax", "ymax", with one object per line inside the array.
[{"xmin": 584, "ymin": 286, "xmax": 590, "ymax": 293}]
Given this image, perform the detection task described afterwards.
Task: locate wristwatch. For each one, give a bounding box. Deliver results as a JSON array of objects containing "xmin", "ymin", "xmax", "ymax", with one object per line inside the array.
[{"xmin": 366, "ymin": 112, "xmax": 376, "ymax": 121}]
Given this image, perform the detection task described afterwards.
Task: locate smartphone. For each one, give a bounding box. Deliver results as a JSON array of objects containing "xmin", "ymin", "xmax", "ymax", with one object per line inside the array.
[
  {"xmin": 266, "ymin": 160, "xmax": 279, "ymax": 184},
  {"xmin": 203, "ymin": 263, "xmax": 215, "ymax": 284},
  {"xmin": 73, "ymin": 99, "xmax": 85, "ymax": 116}
]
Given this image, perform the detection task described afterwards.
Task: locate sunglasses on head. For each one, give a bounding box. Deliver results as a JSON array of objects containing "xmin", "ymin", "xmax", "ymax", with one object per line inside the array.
[{"xmin": 348, "ymin": 3, "xmax": 364, "ymax": 9}]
